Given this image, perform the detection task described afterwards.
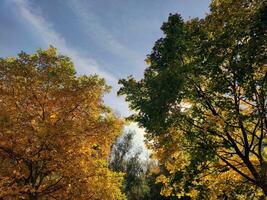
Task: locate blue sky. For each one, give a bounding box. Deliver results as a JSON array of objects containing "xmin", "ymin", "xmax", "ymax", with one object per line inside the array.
[{"xmin": 0, "ymin": 0, "xmax": 210, "ymax": 152}]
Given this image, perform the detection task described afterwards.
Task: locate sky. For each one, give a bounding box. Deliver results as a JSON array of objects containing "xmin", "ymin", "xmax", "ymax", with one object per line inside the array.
[{"xmin": 0, "ymin": 0, "xmax": 210, "ymax": 155}]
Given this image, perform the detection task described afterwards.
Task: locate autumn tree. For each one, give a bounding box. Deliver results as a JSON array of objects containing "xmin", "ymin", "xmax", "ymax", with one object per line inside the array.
[
  {"xmin": 0, "ymin": 47, "xmax": 126, "ymax": 199},
  {"xmin": 119, "ymin": 0, "xmax": 267, "ymax": 198}
]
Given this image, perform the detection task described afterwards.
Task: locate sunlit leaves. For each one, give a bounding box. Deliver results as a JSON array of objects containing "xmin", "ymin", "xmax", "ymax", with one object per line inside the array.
[
  {"xmin": 119, "ymin": 0, "xmax": 267, "ymax": 198},
  {"xmin": 0, "ymin": 47, "xmax": 125, "ymax": 199}
]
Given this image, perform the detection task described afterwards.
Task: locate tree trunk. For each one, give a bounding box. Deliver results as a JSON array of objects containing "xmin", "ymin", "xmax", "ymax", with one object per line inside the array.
[
  {"xmin": 262, "ymin": 186, "xmax": 267, "ymax": 197},
  {"xmin": 29, "ymin": 193, "xmax": 38, "ymax": 200},
  {"xmin": 258, "ymin": 180, "xmax": 267, "ymax": 200}
]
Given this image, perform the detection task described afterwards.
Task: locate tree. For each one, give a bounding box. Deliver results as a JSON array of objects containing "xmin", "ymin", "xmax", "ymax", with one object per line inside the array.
[
  {"xmin": 110, "ymin": 131, "xmax": 170, "ymax": 200},
  {"xmin": 110, "ymin": 131, "xmax": 134, "ymax": 172},
  {"xmin": 119, "ymin": 0, "xmax": 267, "ymax": 198},
  {"xmin": 0, "ymin": 47, "xmax": 126, "ymax": 199},
  {"xmin": 110, "ymin": 131, "xmax": 150, "ymax": 200}
]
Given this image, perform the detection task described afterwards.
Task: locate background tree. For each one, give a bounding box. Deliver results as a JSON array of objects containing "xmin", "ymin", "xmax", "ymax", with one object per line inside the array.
[
  {"xmin": 110, "ymin": 131, "xmax": 170, "ymax": 200},
  {"xmin": 0, "ymin": 47, "xmax": 126, "ymax": 199},
  {"xmin": 110, "ymin": 131, "xmax": 134, "ymax": 172},
  {"xmin": 119, "ymin": 0, "xmax": 267, "ymax": 198},
  {"xmin": 110, "ymin": 131, "xmax": 150, "ymax": 200}
]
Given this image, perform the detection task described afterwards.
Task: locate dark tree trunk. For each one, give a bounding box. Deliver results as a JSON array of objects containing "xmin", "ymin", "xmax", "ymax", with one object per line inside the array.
[
  {"xmin": 262, "ymin": 185, "xmax": 267, "ymax": 197},
  {"xmin": 29, "ymin": 193, "xmax": 38, "ymax": 200}
]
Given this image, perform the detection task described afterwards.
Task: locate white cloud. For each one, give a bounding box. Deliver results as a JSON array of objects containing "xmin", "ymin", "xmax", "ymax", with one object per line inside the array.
[{"xmin": 124, "ymin": 122, "xmax": 151, "ymax": 159}]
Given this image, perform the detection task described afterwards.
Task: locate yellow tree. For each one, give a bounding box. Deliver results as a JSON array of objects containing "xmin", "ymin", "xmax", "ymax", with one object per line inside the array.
[{"xmin": 0, "ymin": 47, "xmax": 126, "ymax": 199}]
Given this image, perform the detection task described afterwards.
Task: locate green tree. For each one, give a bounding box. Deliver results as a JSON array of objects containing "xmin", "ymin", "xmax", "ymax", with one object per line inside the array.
[
  {"xmin": 110, "ymin": 131, "xmax": 170, "ymax": 199},
  {"xmin": 110, "ymin": 131, "xmax": 134, "ymax": 172},
  {"xmin": 110, "ymin": 131, "xmax": 150, "ymax": 200},
  {"xmin": 119, "ymin": 0, "xmax": 267, "ymax": 198}
]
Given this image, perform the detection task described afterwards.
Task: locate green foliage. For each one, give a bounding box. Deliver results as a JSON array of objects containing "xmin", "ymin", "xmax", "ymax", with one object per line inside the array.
[
  {"xmin": 119, "ymin": 0, "xmax": 267, "ymax": 198},
  {"xmin": 110, "ymin": 131, "xmax": 170, "ymax": 200},
  {"xmin": 110, "ymin": 131, "xmax": 150, "ymax": 200}
]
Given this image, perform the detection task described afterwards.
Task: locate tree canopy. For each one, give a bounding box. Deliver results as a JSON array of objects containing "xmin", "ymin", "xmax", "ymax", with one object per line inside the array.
[
  {"xmin": 0, "ymin": 47, "xmax": 126, "ymax": 199},
  {"xmin": 119, "ymin": 0, "xmax": 267, "ymax": 198},
  {"xmin": 0, "ymin": 0, "xmax": 266, "ymax": 199}
]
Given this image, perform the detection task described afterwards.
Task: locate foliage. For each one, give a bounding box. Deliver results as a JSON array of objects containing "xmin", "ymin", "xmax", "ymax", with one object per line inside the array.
[
  {"xmin": 110, "ymin": 131, "xmax": 150, "ymax": 200},
  {"xmin": 110, "ymin": 131, "xmax": 169, "ymax": 200},
  {"xmin": 0, "ymin": 47, "xmax": 126, "ymax": 199},
  {"xmin": 119, "ymin": 0, "xmax": 267, "ymax": 198},
  {"xmin": 110, "ymin": 131, "xmax": 135, "ymax": 172}
]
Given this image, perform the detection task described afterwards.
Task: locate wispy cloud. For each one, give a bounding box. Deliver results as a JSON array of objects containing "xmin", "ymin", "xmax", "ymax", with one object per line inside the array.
[
  {"xmin": 11, "ymin": 0, "xmax": 130, "ymax": 116},
  {"xmin": 12, "ymin": 0, "xmax": 116, "ymax": 83},
  {"xmin": 67, "ymin": 0, "xmax": 141, "ymax": 64}
]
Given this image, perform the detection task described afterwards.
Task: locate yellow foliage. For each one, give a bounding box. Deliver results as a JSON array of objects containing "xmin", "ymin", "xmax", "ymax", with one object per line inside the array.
[{"xmin": 0, "ymin": 48, "xmax": 125, "ymax": 199}]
